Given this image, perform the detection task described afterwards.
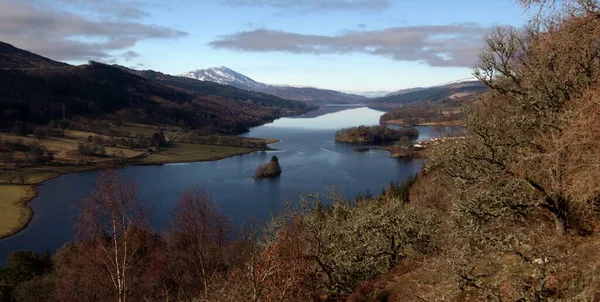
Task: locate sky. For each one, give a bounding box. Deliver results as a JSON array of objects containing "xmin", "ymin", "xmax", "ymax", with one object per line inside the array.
[{"xmin": 0, "ymin": 0, "xmax": 531, "ymax": 92}]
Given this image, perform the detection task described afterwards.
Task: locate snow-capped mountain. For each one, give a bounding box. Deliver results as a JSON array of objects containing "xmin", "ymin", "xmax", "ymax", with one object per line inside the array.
[
  {"xmin": 180, "ymin": 66, "xmax": 269, "ymax": 91},
  {"xmin": 179, "ymin": 67, "xmax": 368, "ymax": 104}
]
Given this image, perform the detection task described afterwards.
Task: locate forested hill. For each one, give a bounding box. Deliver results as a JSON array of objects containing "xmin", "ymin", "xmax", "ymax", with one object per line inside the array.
[
  {"xmin": 115, "ymin": 66, "xmax": 310, "ymax": 111},
  {"xmin": 0, "ymin": 42, "xmax": 314, "ymax": 134},
  {"xmin": 0, "ymin": 41, "xmax": 68, "ymax": 69},
  {"xmin": 370, "ymin": 80, "xmax": 487, "ymax": 108}
]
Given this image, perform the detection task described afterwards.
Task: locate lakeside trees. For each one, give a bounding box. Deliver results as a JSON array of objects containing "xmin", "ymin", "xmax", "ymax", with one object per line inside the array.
[
  {"xmin": 335, "ymin": 125, "xmax": 418, "ymax": 144},
  {"xmin": 379, "ymin": 104, "xmax": 466, "ymax": 126}
]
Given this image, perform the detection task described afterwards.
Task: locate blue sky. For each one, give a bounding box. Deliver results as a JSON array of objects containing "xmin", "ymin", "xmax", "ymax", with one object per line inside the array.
[{"xmin": 0, "ymin": 0, "xmax": 530, "ymax": 92}]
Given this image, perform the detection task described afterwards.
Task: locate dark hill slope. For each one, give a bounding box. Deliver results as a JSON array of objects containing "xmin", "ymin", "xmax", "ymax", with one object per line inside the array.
[
  {"xmin": 373, "ymin": 81, "xmax": 488, "ymax": 125},
  {"xmin": 264, "ymin": 86, "xmax": 368, "ymax": 104},
  {"xmin": 0, "ymin": 62, "xmax": 311, "ymax": 133},
  {"xmin": 0, "ymin": 41, "xmax": 68, "ymax": 69},
  {"xmin": 370, "ymin": 80, "xmax": 487, "ymax": 108},
  {"xmin": 116, "ymin": 66, "xmax": 312, "ymax": 112}
]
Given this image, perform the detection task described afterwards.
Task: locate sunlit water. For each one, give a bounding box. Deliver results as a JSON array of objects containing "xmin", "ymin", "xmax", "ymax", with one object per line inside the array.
[{"xmin": 0, "ymin": 107, "xmax": 453, "ymax": 263}]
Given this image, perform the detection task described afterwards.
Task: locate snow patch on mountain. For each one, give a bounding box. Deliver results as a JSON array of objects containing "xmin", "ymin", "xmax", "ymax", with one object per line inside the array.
[{"xmin": 180, "ymin": 66, "xmax": 269, "ymax": 90}]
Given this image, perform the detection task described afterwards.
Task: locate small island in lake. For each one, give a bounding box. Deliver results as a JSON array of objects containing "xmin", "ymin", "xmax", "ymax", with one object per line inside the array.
[
  {"xmin": 254, "ymin": 156, "xmax": 282, "ymax": 179},
  {"xmin": 335, "ymin": 125, "xmax": 419, "ymax": 144}
]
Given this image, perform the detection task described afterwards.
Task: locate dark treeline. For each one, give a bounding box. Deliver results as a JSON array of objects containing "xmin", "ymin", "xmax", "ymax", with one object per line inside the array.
[
  {"xmin": 379, "ymin": 104, "xmax": 466, "ymax": 125},
  {"xmin": 335, "ymin": 125, "xmax": 418, "ymax": 144}
]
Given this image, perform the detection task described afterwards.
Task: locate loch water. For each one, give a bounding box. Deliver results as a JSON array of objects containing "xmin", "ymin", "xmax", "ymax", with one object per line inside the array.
[{"xmin": 0, "ymin": 107, "xmax": 453, "ymax": 263}]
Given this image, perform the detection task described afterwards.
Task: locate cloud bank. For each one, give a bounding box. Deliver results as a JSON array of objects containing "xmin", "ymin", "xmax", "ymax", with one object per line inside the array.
[
  {"xmin": 210, "ymin": 25, "xmax": 491, "ymax": 67},
  {"xmin": 0, "ymin": 0, "xmax": 187, "ymax": 62},
  {"xmin": 223, "ymin": 0, "xmax": 391, "ymax": 12}
]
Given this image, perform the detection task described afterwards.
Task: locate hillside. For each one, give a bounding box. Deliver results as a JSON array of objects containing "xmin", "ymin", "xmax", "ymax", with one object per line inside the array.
[
  {"xmin": 0, "ymin": 42, "xmax": 313, "ymax": 134},
  {"xmin": 181, "ymin": 66, "xmax": 368, "ymax": 104},
  {"xmin": 383, "ymin": 87, "xmax": 426, "ymax": 97},
  {"xmin": 0, "ymin": 41, "xmax": 68, "ymax": 69},
  {"xmin": 117, "ymin": 66, "xmax": 310, "ymax": 111},
  {"xmin": 370, "ymin": 80, "xmax": 487, "ymax": 108},
  {"xmin": 264, "ymin": 85, "xmax": 368, "ymax": 104},
  {"xmin": 374, "ymin": 80, "xmax": 487, "ymax": 125}
]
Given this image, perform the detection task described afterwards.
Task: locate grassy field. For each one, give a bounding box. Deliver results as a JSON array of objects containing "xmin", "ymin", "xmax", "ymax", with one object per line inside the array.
[
  {"xmin": 141, "ymin": 143, "xmax": 262, "ymax": 164},
  {"xmin": 1, "ymin": 132, "xmax": 143, "ymax": 163},
  {"xmin": 0, "ymin": 185, "xmax": 36, "ymax": 239}
]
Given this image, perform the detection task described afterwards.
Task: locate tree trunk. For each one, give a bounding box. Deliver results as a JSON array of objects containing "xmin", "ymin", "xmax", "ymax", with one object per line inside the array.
[
  {"xmin": 550, "ymin": 195, "xmax": 569, "ymax": 236},
  {"xmin": 552, "ymin": 211, "xmax": 567, "ymax": 236}
]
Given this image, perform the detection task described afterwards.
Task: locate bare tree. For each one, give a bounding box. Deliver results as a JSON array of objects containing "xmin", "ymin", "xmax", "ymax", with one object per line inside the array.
[
  {"xmin": 76, "ymin": 169, "xmax": 146, "ymax": 302},
  {"xmin": 518, "ymin": 0, "xmax": 600, "ymax": 14},
  {"xmin": 167, "ymin": 185, "xmax": 230, "ymax": 301},
  {"xmin": 432, "ymin": 8, "xmax": 600, "ymax": 235}
]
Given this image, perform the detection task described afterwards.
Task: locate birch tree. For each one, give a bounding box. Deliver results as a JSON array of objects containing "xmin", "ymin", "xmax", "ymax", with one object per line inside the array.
[{"xmin": 76, "ymin": 169, "xmax": 146, "ymax": 302}]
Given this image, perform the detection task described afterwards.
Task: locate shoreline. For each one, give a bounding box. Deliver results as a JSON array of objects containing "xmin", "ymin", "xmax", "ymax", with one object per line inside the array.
[
  {"xmin": 0, "ymin": 141, "xmax": 279, "ymax": 240},
  {"xmin": 381, "ymin": 120, "xmax": 463, "ymax": 126}
]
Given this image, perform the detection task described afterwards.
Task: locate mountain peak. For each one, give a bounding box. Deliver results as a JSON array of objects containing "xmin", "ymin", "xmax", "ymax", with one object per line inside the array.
[
  {"xmin": 179, "ymin": 66, "xmax": 268, "ymax": 90},
  {"xmin": 178, "ymin": 66, "xmax": 368, "ymax": 103}
]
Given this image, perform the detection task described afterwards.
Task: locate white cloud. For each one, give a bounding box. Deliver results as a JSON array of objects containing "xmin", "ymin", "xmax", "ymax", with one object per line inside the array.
[{"xmin": 210, "ymin": 25, "xmax": 492, "ymax": 67}]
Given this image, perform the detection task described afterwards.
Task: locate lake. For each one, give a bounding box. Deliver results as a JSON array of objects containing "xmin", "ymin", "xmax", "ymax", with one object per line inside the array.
[{"xmin": 0, "ymin": 107, "xmax": 447, "ymax": 263}]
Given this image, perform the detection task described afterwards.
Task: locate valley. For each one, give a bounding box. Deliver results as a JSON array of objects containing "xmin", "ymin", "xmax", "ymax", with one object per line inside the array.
[
  {"xmin": 0, "ymin": 107, "xmax": 446, "ymax": 262},
  {"xmin": 0, "ymin": 41, "xmax": 483, "ymax": 242}
]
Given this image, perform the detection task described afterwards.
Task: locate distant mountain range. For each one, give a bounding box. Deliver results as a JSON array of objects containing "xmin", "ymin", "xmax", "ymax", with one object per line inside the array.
[
  {"xmin": 344, "ymin": 91, "xmax": 392, "ymax": 98},
  {"xmin": 180, "ymin": 67, "xmax": 368, "ymax": 104},
  {"xmin": 179, "ymin": 67, "xmax": 487, "ymax": 107},
  {"xmin": 384, "ymin": 87, "xmax": 426, "ymax": 97}
]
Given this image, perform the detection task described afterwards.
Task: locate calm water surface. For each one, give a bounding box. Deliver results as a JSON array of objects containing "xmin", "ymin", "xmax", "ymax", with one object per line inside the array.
[{"xmin": 0, "ymin": 107, "xmax": 447, "ymax": 263}]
